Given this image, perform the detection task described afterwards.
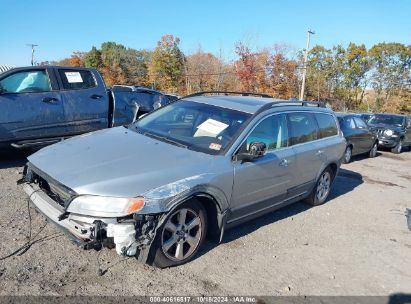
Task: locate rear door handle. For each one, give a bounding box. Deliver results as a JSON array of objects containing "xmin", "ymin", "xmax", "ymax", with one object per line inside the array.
[
  {"xmin": 279, "ymin": 159, "xmax": 289, "ymax": 167},
  {"xmin": 42, "ymin": 97, "xmax": 58, "ymax": 104},
  {"xmin": 90, "ymin": 94, "xmax": 103, "ymax": 99}
]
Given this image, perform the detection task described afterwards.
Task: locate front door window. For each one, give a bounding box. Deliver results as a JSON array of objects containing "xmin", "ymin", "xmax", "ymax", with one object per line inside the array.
[{"xmin": 0, "ymin": 70, "xmax": 51, "ymax": 93}]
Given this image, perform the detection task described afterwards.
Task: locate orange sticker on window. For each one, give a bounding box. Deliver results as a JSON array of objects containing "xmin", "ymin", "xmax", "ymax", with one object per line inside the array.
[{"xmin": 209, "ymin": 143, "xmax": 222, "ymax": 151}]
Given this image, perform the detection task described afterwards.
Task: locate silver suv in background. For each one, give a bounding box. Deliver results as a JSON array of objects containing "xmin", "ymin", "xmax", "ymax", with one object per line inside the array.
[{"xmin": 22, "ymin": 92, "xmax": 346, "ymax": 267}]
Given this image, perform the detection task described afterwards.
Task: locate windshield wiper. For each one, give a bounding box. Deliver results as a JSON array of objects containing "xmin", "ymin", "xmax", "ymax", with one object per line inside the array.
[{"xmin": 143, "ymin": 132, "xmax": 188, "ymax": 149}]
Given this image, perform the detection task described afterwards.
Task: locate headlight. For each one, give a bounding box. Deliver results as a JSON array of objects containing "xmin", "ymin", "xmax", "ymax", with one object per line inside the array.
[
  {"xmin": 67, "ymin": 196, "xmax": 145, "ymax": 217},
  {"xmin": 384, "ymin": 130, "xmax": 393, "ymax": 136}
]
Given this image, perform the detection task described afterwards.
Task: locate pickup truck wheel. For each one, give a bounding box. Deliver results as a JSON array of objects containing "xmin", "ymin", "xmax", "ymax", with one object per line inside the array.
[
  {"xmin": 305, "ymin": 167, "xmax": 333, "ymax": 206},
  {"xmin": 343, "ymin": 146, "xmax": 352, "ymax": 164},
  {"xmin": 369, "ymin": 142, "xmax": 378, "ymax": 158},
  {"xmin": 391, "ymin": 139, "xmax": 403, "ymax": 154},
  {"xmin": 152, "ymin": 200, "xmax": 207, "ymax": 268}
]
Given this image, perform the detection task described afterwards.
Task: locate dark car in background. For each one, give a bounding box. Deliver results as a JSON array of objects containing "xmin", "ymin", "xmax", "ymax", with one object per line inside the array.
[
  {"xmin": 336, "ymin": 113, "xmax": 378, "ymax": 163},
  {"xmin": 368, "ymin": 114, "xmax": 411, "ymax": 153}
]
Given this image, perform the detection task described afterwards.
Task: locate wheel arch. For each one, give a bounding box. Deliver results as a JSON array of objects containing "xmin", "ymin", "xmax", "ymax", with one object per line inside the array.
[
  {"xmin": 327, "ymin": 162, "xmax": 339, "ymax": 180},
  {"xmin": 164, "ymin": 191, "xmax": 225, "ymax": 243}
]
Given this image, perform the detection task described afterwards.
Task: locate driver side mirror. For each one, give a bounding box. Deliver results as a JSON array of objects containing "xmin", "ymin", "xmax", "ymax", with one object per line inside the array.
[{"xmin": 235, "ymin": 141, "xmax": 267, "ymax": 162}]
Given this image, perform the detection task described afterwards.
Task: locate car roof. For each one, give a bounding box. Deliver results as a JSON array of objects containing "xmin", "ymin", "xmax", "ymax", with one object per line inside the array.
[
  {"xmin": 6, "ymin": 65, "xmax": 97, "ymax": 72},
  {"xmin": 335, "ymin": 112, "xmax": 360, "ymax": 118},
  {"xmin": 371, "ymin": 113, "xmax": 406, "ymax": 118},
  {"xmin": 184, "ymin": 95, "xmax": 332, "ymax": 115}
]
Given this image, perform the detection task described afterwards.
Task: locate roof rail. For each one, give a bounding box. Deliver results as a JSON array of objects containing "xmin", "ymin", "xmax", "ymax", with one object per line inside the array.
[
  {"xmin": 254, "ymin": 100, "xmax": 326, "ymax": 116},
  {"xmin": 181, "ymin": 91, "xmax": 272, "ymax": 99},
  {"xmin": 301, "ymin": 101, "xmax": 326, "ymax": 108}
]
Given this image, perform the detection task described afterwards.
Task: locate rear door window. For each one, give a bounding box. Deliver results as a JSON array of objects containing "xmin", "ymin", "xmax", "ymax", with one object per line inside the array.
[
  {"xmin": 340, "ymin": 116, "xmax": 356, "ymax": 129},
  {"xmin": 58, "ymin": 69, "xmax": 96, "ymax": 90},
  {"xmin": 0, "ymin": 70, "xmax": 51, "ymax": 93},
  {"xmin": 353, "ymin": 117, "xmax": 367, "ymax": 129},
  {"xmin": 287, "ymin": 112, "xmax": 319, "ymax": 145},
  {"xmin": 315, "ymin": 113, "xmax": 338, "ymax": 138}
]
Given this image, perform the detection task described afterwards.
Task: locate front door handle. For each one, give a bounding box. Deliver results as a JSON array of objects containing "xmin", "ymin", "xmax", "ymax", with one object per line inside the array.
[
  {"xmin": 279, "ymin": 159, "xmax": 289, "ymax": 167},
  {"xmin": 90, "ymin": 94, "xmax": 103, "ymax": 99},
  {"xmin": 315, "ymin": 150, "xmax": 324, "ymax": 156},
  {"xmin": 42, "ymin": 97, "xmax": 58, "ymax": 104}
]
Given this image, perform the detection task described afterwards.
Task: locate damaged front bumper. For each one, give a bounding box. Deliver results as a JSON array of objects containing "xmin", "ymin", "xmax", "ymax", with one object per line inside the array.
[{"xmin": 23, "ymin": 182, "xmax": 160, "ymax": 263}]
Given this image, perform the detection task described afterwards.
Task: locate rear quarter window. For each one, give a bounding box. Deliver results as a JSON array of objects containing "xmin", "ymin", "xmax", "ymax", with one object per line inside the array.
[
  {"xmin": 58, "ymin": 69, "xmax": 96, "ymax": 90},
  {"xmin": 315, "ymin": 113, "xmax": 338, "ymax": 138},
  {"xmin": 287, "ymin": 112, "xmax": 319, "ymax": 145}
]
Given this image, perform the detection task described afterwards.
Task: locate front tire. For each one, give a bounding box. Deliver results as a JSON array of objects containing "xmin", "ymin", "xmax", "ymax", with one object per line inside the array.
[
  {"xmin": 152, "ymin": 200, "xmax": 207, "ymax": 268},
  {"xmin": 391, "ymin": 138, "xmax": 403, "ymax": 154},
  {"xmin": 305, "ymin": 167, "xmax": 333, "ymax": 206},
  {"xmin": 369, "ymin": 142, "xmax": 378, "ymax": 158}
]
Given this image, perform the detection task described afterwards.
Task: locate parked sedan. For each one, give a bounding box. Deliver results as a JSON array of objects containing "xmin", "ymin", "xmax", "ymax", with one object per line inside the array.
[{"xmin": 336, "ymin": 113, "xmax": 378, "ymax": 163}]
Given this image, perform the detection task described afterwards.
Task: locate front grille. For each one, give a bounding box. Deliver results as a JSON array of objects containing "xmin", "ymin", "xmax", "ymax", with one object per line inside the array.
[
  {"xmin": 27, "ymin": 164, "xmax": 76, "ymax": 208},
  {"xmin": 371, "ymin": 128, "xmax": 386, "ymax": 137},
  {"xmin": 376, "ymin": 129, "xmax": 385, "ymax": 136}
]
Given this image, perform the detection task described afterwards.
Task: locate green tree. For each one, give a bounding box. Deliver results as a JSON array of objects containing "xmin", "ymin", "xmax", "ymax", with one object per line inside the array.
[
  {"xmin": 343, "ymin": 43, "xmax": 370, "ymax": 106},
  {"xmin": 369, "ymin": 42, "xmax": 411, "ymax": 110},
  {"xmin": 148, "ymin": 34, "xmax": 185, "ymax": 92},
  {"xmin": 84, "ymin": 46, "xmax": 102, "ymax": 68}
]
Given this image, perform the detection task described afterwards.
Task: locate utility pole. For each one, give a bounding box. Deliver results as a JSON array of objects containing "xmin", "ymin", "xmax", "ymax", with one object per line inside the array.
[
  {"xmin": 26, "ymin": 43, "xmax": 38, "ymax": 66},
  {"xmin": 299, "ymin": 30, "xmax": 315, "ymax": 101}
]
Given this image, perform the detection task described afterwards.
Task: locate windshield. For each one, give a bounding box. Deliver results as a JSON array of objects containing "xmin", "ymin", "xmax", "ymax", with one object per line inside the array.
[
  {"xmin": 133, "ymin": 100, "xmax": 252, "ymax": 154},
  {"xmin": 368, "ymin": 115, "xmax": 405, "ymax": 127}
]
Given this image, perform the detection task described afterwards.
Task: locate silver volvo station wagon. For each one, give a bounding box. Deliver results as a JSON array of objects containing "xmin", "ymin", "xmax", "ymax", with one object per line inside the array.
[{"xmin": 22, "ymin": 92, "xmax": 346, "ymax": 267}]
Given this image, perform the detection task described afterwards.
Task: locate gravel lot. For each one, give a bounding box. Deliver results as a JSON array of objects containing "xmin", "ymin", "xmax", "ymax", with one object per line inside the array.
[{"xmin": 0, "ymin": 149, "xmax": 410, "ymax": 296}]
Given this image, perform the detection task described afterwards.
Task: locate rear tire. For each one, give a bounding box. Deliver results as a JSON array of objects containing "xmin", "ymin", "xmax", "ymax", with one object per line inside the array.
[
  {"xmin": 152, "ymin": 200, "xmax": 207, "ymax": 268},
  {"xmin": 343, "ymin": 146, "xmax": 352, "ymax": 164},
  {"xmin": 369, "ymin": 142, "xmax": 378, "ymax": 158},
  {"xmin": 305, "ymin": 167, "xmax": 334, "ymax": 206},
  {"xmin": 391, "ymin": 139, "xmax": 403, "ymax": 154}
]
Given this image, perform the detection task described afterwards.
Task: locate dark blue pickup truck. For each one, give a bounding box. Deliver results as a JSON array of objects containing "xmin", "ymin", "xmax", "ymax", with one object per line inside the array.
[{"xmin": 0, "ymin": 66, "xmax": 171, "ymax": 149}]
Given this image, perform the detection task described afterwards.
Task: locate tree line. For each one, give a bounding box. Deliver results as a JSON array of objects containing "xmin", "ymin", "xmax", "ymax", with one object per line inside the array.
[{"xmin": 46, "ymin": 34, "xmax": 411, "ymax": 113}]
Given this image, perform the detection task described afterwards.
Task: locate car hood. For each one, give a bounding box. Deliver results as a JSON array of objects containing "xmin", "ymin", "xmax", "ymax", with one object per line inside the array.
[
  {"xmin": 28, "ymin": 127, "xmax": 217, "ymax": 197},
  {"xmin": 368, "ymin": 123, "xmax": 403, "ymax": 132}
]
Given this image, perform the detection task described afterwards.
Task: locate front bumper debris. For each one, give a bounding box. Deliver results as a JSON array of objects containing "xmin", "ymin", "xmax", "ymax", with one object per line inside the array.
[
  {"xmin": 23, "ymin": 183, "xmax": 115, "ymax": 248},
  {"xmin": 23, "ymin": 182, "xmax": 161, "ymax": 262},
  {"xmin": 377, "ymin": 136, "xmax": 398, "ymax": 148}
]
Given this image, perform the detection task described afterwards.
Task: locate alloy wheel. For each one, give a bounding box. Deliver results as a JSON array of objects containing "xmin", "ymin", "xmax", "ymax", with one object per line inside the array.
[
  {"xmin": 161, "ymin": 208, "xmax": 202, "ymax": 261},
  {"xmin": 316, "ymin": 171, "xmax": 331, "ymax": 202},
  {"xmin": 344, "ymin": 147, "xmax": 352, "ymax": 163}
]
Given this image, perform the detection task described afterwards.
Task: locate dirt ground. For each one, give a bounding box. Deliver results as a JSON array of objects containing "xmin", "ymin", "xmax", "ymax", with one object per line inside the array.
[{"xmin": 0, "ymin": 149, "xmax": 410, "ymax": 296}]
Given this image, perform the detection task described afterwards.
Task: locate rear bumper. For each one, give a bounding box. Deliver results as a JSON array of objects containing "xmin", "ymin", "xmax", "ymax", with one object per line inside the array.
[{"xmin": 23, "ymin": 183, "xmax": 116, "ymax": 248}]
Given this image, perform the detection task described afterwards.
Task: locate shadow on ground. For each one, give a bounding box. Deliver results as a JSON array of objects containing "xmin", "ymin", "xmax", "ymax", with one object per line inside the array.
[
  {"xmin": 0, "ymin": 149, "xmax": 32, "ymax": 169},
  {"xmin": 197, "ymin": 167, "xmax": 364, "ymax": 259}
]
